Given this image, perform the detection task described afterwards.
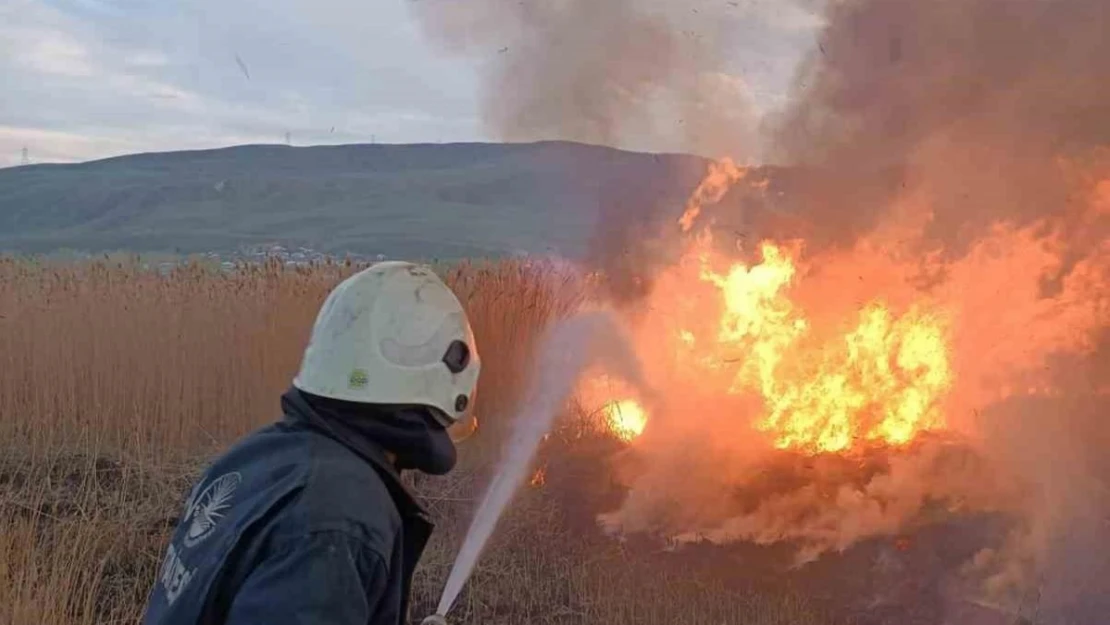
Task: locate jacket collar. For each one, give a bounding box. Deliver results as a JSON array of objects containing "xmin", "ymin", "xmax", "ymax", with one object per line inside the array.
[{"xmin": 279, "ymin": 387, "xmax": 431, "ymax": 521}]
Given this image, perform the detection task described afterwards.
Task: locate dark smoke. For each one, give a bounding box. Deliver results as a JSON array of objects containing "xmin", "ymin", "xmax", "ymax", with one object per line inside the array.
[{"xmin": 766, "ymin": 0, "xmax": 1110, "ymax": 254}]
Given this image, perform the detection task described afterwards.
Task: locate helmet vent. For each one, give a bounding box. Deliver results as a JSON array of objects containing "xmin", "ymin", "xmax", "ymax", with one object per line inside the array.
[{"xmin": 443, "ymin": 340, "xmax": 471, "ymax": 373}]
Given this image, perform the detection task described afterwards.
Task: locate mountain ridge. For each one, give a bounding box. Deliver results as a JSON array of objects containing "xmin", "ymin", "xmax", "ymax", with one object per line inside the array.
[{"xmin": 0, "ymin": 141, "xmax": 710, "ymax": 259}]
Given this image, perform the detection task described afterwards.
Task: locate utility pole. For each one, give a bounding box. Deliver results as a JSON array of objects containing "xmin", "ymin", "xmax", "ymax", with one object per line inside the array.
[{"xmin": 20, "ymin": 146, "xmax": 29, "ymax": 166}]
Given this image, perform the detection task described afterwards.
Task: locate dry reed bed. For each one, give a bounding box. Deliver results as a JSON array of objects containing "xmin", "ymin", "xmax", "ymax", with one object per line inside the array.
[{"xmin": 0, "ymin": 256, "xmax": 824, "ymax": 625}]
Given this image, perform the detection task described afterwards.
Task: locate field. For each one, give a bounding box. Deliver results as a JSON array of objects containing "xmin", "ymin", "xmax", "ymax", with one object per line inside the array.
[{"xmin": 0, "ymin": 257, "xmax": 830, "ymax": 625}]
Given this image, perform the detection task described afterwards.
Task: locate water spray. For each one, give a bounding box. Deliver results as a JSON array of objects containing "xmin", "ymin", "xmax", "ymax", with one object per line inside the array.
[{"xmin": 422, "ymin": 310, "xmax": 645, "ymax": 624}]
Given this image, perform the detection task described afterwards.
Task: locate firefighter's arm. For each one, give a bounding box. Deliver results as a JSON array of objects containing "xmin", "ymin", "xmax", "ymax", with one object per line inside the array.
[{"xmin": 225, "ymin": 530, "xmax": 388, "ymax": 625}]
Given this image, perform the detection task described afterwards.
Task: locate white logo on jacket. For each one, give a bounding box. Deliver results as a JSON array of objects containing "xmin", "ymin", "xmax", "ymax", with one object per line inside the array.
[
  {"xmin": 159, "ymin": 542, "xmax": 194, "ymax": 605},
  {"xmin": 183, "ymin": 471, "xmax": 242, "ymax": 548}
]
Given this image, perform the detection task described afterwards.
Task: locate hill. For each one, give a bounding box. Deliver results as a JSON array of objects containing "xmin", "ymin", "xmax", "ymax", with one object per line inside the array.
[{"xmin": 0, "ymin": 142, "xmax": 710, "ymax": 259}]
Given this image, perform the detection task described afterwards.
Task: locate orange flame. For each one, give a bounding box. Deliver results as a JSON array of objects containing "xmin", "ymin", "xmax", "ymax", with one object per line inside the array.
[
  {"xmin": 584, "ymin": 156, "xmax": 1109, "ymax": 457},
  {"xmin": 586, "ymin": 162, "xmax": 954, "ymax": 454},
  {"xmin": 530, "ymin": 466, "xmax": 546, "ymax": 487},
  {"xmin": 604, "ymin": 399, "xmax": 648, "ymax": 442},
  {"xmin": 678, "ymin": 158, "xmax": 747, "ymax": 232},
  {"xmin": 690, "ymin": 240, "xmax": 951, "ymax": 453},
  {"xmin": 577, "ymin": 375, "xmax": 650, "ymax": 442},
  {"xmin": 583, "ymin": 241, "xmax": 952, "ymax": 453}
]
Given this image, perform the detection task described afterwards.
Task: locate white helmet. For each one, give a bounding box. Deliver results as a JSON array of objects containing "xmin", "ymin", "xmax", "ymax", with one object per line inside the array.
[{"xmin": 293, "ymin": 262, "xmax": 480, "ymax": 432}]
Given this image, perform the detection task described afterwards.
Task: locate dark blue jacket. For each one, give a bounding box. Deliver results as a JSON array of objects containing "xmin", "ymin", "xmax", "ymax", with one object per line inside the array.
[{"xmin": 142, "ymin": 389, "xmax": 433, "ymax": 625}]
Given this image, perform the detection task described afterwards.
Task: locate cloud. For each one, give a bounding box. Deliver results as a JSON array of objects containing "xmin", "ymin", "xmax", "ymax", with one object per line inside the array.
[
  {"xmin": 1, "ymin": 0, "xmax": 484, "ymax": 167},
  {"xmin": 3, "ymin": 0, "xmax": 819, "ymax": 167},
  {"xmin": 14, "ymin": 25, "xmax": 96, "ymax": 77}
]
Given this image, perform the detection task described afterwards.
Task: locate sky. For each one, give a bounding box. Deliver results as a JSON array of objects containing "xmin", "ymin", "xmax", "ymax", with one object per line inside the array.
[{"xmin": 0, "ymin": 0, "xmax": 819, "ymax": 167}]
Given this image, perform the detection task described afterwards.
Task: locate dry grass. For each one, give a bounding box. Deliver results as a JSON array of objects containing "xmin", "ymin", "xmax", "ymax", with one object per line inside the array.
[{"xmin": 0, "ymin": 256, "xmax": 828, "ymax": 625}]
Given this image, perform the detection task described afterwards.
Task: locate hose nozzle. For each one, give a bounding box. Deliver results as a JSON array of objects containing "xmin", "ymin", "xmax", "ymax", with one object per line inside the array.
[{"xmin": 420, "ymin": 615, "xmax": 448, "ymax": 625}]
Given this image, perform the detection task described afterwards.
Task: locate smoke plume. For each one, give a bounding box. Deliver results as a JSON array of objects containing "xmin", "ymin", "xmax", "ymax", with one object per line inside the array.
[
  {"xmin": 408, "ymin": 0, "xmax": 759, "ymax": 158},
  {"xmin": 409, "ymin": 0, "xmax": 773, "ymax": 302},
  {"xmin": 765, "ymin": 0, "xmax": 1110, "ymax": 255}
]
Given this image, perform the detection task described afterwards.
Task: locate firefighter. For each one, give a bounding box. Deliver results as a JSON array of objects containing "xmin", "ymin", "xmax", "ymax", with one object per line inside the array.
[{"xmin": 142, "ymin": 261, "xmax": 480, "ymax": 625}]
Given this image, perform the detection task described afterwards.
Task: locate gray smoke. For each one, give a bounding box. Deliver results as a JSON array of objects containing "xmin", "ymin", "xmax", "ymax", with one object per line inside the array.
[
  {"xmin": 766, "ymin": 0, "xmax": 1110, "ymax": 255},
  {"xmin": 408, "ymin": 0, "xmax": 760, "ymax": 158}
]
